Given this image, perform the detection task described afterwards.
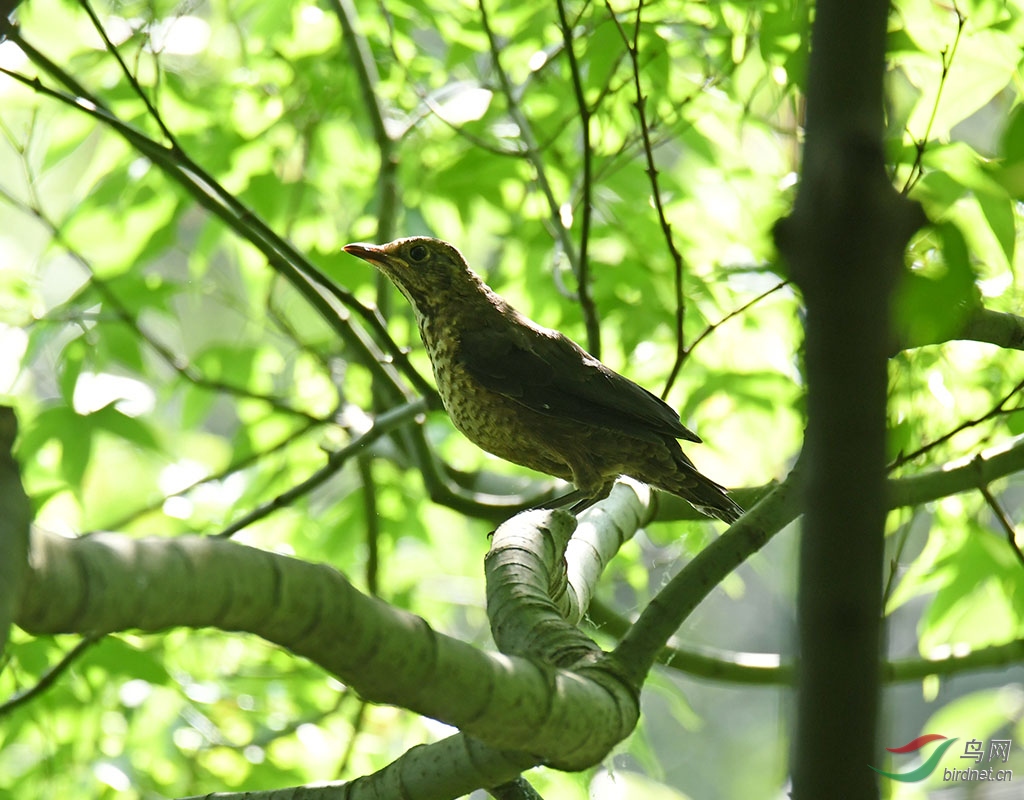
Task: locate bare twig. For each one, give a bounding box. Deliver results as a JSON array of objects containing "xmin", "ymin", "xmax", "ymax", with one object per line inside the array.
[
  {"xmin": 555, "ymin": 0, "xmax": 601, "ymax": 357},
  {"xmin": 77, "ymin": 0, "xmax": 181, "ymax": 150},
  {"xmin": 335, "ymin": 699, "xmax": 368, "ymax": 779},
  {"xmin": 605, "ymin": 0, "xmax": 694, "ymax": 397},
  {"xmin": 99, "ymin": 416, "xmax": 323, "ymax": 534},
  {"xmin": 881, "ymin": 516, "xmax": 914, "ymax": 608},
  {"xmin": 899, "ymin": 3, "xmax": 966, "ymax": 194},
  {"xmin": 476, "ymin": 0, "xmax": 581, "ymax": 293},
  {"xmin": 888, "ymin": 375, "xmax": 1024, "ymax": 469},
  {"xmin": 686, "ymin": 279, "xmax": 791, "ymax": 357},
  {"xmin": 0, "ymin": 635, "xmax": 103, "ymax": 718},
  {"xmin": 214, "ymin": 400, "xmax": 428, "ymax": 538},
  {"xmin": 979, "ymin": 483, "xmax": 1024, "ymax": 569},
  {"xmin": 328, "ymin": 0, "xmax": 400, "ymax": 314},
  {"xmin": 357, "ymin": 455, "xmax": 381, "ymax": 596}
]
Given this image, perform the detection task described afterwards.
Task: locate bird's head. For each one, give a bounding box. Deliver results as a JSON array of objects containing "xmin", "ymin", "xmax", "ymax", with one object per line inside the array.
[{"xmin": 343, "ymin": 236, "xmax": 486, "ymax": 321}]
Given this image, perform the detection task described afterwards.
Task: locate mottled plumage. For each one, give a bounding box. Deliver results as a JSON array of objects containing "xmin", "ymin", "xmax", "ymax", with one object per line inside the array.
[{"xmin": 343, "ymin": 236, "xmax": 742, "ymax": 523}]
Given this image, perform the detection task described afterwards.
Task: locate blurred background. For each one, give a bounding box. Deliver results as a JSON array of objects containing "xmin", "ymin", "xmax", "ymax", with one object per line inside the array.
[{"xmin": 1, "ymin": 0, "xmax": 1023, "ymax": 797}]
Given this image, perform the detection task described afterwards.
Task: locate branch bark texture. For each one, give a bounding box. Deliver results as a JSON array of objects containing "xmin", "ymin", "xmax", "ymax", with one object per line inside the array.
[{"xmin": 16, "ymin": 529, "xmax": 637, "ymax": 774}]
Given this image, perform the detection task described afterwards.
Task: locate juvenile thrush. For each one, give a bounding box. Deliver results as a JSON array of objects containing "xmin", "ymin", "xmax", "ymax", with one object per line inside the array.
[{"xmin": 343, "ymin": 236, "xmax": 743, "ymax": 523}]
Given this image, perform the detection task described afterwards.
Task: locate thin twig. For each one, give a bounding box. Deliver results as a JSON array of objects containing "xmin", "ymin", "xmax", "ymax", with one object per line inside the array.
[
  {"xmin": 899, "ymin": 3, "xmax": 966, "ymax": 194},
  {"xmin": 881, "ymin": 514, "xmax": 915, "ymax": 608},
  {"xmin": 97, "ymin": 416, "xmax": 324, "ymax": 534},
  {"xmin": 686, "ymin": 279, "xmax": 791, "ymax": 357},
  {"xmin": 555, "ymin": 0, "xmax": 601, "ymax": 357},
  {"xmin": 0, "ymin": 635, "xmax": 103, "ymax": 718},
  {"xmin": 358, "ymin": 455, "xmax": 381, "ymax": 596},
  {"xmin": 242, "ymin": 689, "xmax": 349, "ymax": 750},
  {"xmin": 888, "ymin": 375, "xmax": 1024, "ymax": 469},
  {"xmin": 979, "ymin": 483, "xmax": 1024, "ymax": 569},
  {"xmin": 605, "ymin": 0, "xmax": 693, "ymax": 397},
  {"xmin": 214, "ymin": 399, "xmax": 428, "ymax": 538},
  {"xmin": 335, "ymin": 699, "xmax": 368, "ymax": 779},
  {"xmin": 328, "ymin": 0, "xmax": 400, "ymax": 314},
  {"xmin": 476, "ymin": 0, "xmax": 581, "ymax": 286}
]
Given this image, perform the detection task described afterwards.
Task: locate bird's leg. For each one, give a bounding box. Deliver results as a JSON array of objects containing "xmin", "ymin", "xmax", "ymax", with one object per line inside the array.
[
  {"xmin": 537, "ymin": 487, "xmax": 587, "ymax": 511},
  {"xmin": 565, "ymin": 477, "xmax": 617, "ymax": 515},
  {"xmin": 568, "ymin": 493, "xmax": 600, "ymax": 514},
  {"xmin": 567, "ymin": 480, "xmax": 616, "ymax": 514},
  {"xmin": 536, "ymin": 476, "xmax": 617, "ymax": 514}
]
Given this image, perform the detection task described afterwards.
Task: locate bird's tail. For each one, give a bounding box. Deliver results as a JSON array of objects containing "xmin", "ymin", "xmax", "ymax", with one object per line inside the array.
[{"xmin": 640, "ymin": 450, "xmax": 744, "ymax": 524}]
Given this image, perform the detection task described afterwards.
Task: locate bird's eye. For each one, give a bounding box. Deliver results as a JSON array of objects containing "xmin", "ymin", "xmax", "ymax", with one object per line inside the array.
[{"xmin": 409, "ymin": 244, "xmax": 428, "ymax": 262}]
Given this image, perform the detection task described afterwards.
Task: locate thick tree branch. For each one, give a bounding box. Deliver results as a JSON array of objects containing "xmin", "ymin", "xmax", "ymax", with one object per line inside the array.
[
  {"xmin": 591, "ymin": 599, "xmax": 1024, "ymax": 686},
  {"xmin": 179, "ymin": 734, "xmax": 538, "ymax": 800},
  {"xmin": 894, "ymin": 302, "xmax": 1024, "ymax": 354},
  {"xmin": 484, "ymin": 480, "xmax": 653, "ymax": 666},
  {"xmin": 16, "ymin": 528, "xmax": 638, "ymax": 773},
  {"xmin": 613, "ymin": 464, "xmax": 794, "ymax": 687},
  {"xmin": 891, "ymin": 439, "xmax": 1024, "ymax": 508}
]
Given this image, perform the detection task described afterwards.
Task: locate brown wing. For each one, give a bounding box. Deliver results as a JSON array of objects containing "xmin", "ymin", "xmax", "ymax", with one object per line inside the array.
[{"xmin": 458, "ymin": 315, "xmax": 701, "ymax": 445}]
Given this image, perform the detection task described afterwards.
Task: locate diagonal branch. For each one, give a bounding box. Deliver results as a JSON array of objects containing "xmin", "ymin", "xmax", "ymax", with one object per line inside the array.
[
  {"xmin": 214, "ymin": 399, "xmax": 427, "ymax": 538},
  {"xmin": 0, "ymin": 24, "xmax": 435, "ymax": 406}
]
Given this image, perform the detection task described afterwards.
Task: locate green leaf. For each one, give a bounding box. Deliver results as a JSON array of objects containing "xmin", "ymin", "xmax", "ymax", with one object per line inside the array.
[
  {"xmin": 86, "ymin": 637, "xmax": 172, "ymax": 683},
  {"xmin": 895, "ymin": 222, "xmax": 978, "ymax": 346},
  {"xmin": 58, "ymin": 338, "xmax": 87, "ymax": 407},
  {"xmin": 1005, "ymin": 409, "xmax": 1024, "ymax": 436},
  {"xmin": 995, "ymin": 104, "xmax": 1024, "ymax": 199},
  {"xmin": 912, "ymin": 170, "xmax": 968, "ymax": 216},
  {"xmin": 904, "ymin": 29, "xmax": 1021, "ymax": 141},
  {"xmin": 89, "ymin": 404, "xmax": 162, "ymax": 453},
  {"xmin": 19, "ymin": 405, "xmax": 94, "ymax": 488},
  {"xmin": 1001, "ymin": 103, "xmax": 1024, "ymax": 164},
  {"xmin": 975, "ymin": 190, "xmax": 1015, "ymax": 266},
  {"xmin": 919, "ymin": 525, "xmax": 1021, "ymax": 651}
]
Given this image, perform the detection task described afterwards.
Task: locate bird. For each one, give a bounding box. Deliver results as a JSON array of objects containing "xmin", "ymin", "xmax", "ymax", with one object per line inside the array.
[{"xmin": 343, "ymin": 236, "xmax": 743, "ymax": 523}]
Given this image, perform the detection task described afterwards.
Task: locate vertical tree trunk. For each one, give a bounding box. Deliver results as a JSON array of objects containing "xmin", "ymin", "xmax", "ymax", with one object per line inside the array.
[{"xmin": 776, "ymin": 1, "xmax": 926, "ymax": 796}]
